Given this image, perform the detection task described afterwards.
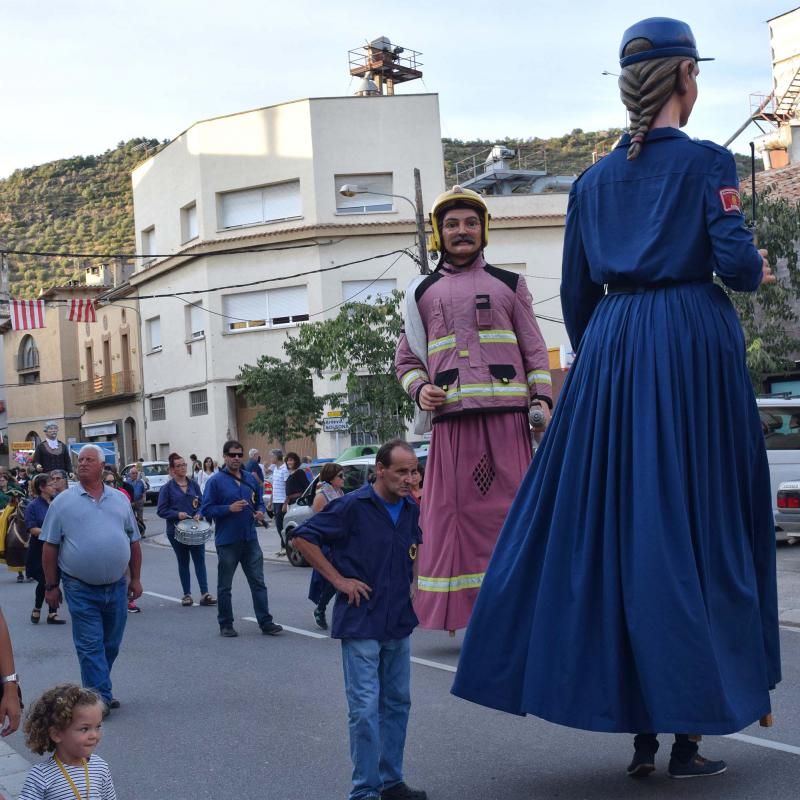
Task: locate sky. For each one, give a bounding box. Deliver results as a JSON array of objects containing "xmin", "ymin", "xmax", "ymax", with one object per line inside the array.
[{"xmin": 0, "ymin": 0, "xmax": 794, "ymax": 178}]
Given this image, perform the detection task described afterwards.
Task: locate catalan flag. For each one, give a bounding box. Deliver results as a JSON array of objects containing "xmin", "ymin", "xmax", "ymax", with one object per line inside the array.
[
  {"xmin": 68, "ymin": 298, "xmax": 96, "ymax": 323},
  {"xmin": 10, "ymin": 299, "xmax": 46, "ymax": 330}
]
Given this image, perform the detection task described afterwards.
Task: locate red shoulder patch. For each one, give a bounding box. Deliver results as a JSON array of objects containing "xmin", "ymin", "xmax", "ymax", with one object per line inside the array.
[{"xmin": 719, "ymin": 187, "xmax": 743, "ymax": 214}]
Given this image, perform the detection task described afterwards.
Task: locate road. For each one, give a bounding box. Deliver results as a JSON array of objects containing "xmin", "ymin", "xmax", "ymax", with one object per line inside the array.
[{"xmin": 0, "ymin": 507, "xmax": 798, "ymax": 800}]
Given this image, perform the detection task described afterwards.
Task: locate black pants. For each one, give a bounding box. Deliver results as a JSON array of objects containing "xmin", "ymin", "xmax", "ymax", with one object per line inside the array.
[
  {"xmin": 34, "ymin": 579, "xmax": 58, "ymax": 613},
  {"xmin": 634, "ymin": 734, "xmax": 698, "ymax": 763}
]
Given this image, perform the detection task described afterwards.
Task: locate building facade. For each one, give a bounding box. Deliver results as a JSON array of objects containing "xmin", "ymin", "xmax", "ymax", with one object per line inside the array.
[{"xmin": 131, "ymin": 93, "xmax": 568, "ymax": 459}]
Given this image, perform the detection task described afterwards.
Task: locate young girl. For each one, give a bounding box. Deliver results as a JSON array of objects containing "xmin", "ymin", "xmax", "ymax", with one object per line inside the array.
[{"xmin": 20, "ymin": 683, "xmax": 116, "ymax": 799}]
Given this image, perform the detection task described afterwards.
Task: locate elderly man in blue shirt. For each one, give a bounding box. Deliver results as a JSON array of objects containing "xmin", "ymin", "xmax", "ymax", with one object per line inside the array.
[
  {"xmin": 200, "ymin": 439, "xmax": 283, "ymax": 638},
  {"xmin": 293, "ymin": 440, "xmax": 427, "ymax": 800},
  {"xmin": 40, "ymin": 444, "xmax": 142, "ymax": 711}
]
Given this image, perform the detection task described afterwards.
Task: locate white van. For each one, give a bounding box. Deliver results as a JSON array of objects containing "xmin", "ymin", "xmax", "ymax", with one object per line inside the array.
[{"xmin": 756, "ymin": 396, "xmax": 800, "ymax": 542}]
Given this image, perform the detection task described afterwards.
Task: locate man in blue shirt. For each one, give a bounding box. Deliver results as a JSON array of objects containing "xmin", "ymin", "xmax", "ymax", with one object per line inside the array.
[
  {"xmin": 200, "ymin": 440, "xmax": 282, "ymax": 638},
  {"xmin": 293, "ymin": 440, "xmax": 426, "ymax": 800},
  {"xmin": 128, "ymin": 465, "xmax": 148, "ymax": 533}
]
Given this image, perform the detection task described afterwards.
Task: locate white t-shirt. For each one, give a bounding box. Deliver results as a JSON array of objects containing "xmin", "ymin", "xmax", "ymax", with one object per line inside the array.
[
  {"xmin": 20, "ymin": 754, "xmax": 116, "ymax": 800},
  {"xmin": 271, "ymin": 463, "xmax": 289, "ymax": 504}
]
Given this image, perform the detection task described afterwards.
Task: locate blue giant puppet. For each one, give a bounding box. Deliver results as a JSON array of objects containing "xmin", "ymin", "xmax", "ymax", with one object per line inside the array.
[{"xmin": 452, "ymin": 17, "xmax": 781, "ymax": 780}]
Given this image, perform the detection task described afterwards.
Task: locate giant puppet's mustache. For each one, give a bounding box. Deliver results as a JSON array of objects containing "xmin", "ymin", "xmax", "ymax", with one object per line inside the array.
[{"xmin": 451, "ymin": 236, "xmax": 475, "ymax": 244}]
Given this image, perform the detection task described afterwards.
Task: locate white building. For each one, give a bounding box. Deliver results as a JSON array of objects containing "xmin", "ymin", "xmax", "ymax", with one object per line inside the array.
[{"xmin": 130, "ymin": 93, "xmax": 568, "ymax": 460}]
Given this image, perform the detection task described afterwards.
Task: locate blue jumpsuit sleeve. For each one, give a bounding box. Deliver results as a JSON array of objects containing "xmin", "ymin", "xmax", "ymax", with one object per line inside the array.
[
  {"xmin": 704, "ymin": 151, "xmax": 763, "ymax": 292},
  {"xmin": 294, "ymin": 497, "xmax": 350, "ymax": 547},
  {"xmin": 560, "ymin": 184, "xmax": 604, "ymax": 351},
  {"xmin": 199, "ymin": 477, "xmax": 231, "ymax": 521},
  {"xmin": 156, "ymin": 482, "xmax": 179, "ymax": 521}
]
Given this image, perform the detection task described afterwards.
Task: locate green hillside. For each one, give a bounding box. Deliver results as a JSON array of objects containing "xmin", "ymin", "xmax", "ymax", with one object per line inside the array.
[
  {"xmin": 0, "ymin": 132, "xmax": 760, "ymax": 297},
  {"xmin": 0, "ymin": 138, "xmax": 160, "ymax": 298}
]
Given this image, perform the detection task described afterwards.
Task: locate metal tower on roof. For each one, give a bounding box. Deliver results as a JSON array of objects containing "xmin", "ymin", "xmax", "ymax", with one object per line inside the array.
[{"xmin": 349, "ymin": 37, "xmax": 423, "ymax": 96}]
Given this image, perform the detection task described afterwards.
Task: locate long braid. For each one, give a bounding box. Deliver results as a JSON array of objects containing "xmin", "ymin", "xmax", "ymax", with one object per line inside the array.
[{"xmin": 618, "ymin": 38, "xmax": 688, "ymax": 160}]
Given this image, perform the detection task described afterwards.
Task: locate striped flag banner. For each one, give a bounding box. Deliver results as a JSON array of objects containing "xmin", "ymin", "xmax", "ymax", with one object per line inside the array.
[
  {"xmin": 68, "ymin": 298, "xmax": 96, "ymax": 323},
  {"xmin": 10, "ymin": 299, "xmax": 46, "ymax": 330}
]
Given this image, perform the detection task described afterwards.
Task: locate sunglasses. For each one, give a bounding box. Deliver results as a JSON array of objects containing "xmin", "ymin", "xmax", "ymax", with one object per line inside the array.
[{"xmin": 226, "ymin": 452, "xmax": 244, "ymax": 458}]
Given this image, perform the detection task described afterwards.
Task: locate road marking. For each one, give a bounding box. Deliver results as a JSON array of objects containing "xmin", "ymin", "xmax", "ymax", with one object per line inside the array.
[
  {"xmin": 243, "ymin": 617, "xmax": 328, "ymax": 639},
  {"xmin": 143, "ymin": 591, "xmax": 183, "ymax": 604},
  {"xmin": 780, "ymin": 624, "xmax": 800, "ymax": 633},
  {"xmin": 411, "ymin": 656, "xmax": 457, "ymax": 673},
  {"xmin": 725, "ymin": 733, "xmax": 800, "ymax": 756}
]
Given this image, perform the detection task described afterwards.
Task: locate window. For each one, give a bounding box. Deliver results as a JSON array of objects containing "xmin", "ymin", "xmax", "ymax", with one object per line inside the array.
[
  {"xmin": 335, "ymin": 173, "xmax": 393, "ymax": 214},
  {"xmin": 342, "ymin": 279, "xmax": 396, "ymax": 305},
  {"xmin": 17, "ymin": 335, "xmax": 40, "ymax": 371},
  {"xmin": 186, "ymin": 303, "xmax": 204, "ymax": 339},
  {"xmin": 219, "ymin": 181, "xmax": 302, "ymax": 229},
  {"xmin": 146, "ymin": 317, "xmax": 161, "ymax": 352},
  {"xmin": 150, "ymin": 396, "xmax": 166, "ymax": 421},
  {"xmin": 141, "ymin": 226, "xmax": 156, "ymax": 262},
  {"xmin": 181, "ymin": 202, "xmax": 198, "ymax": 243},
  {"xmin": 760, "ymin": 406, "xmax": 800, "ymax": 450},
  {"xmin": 189, "ymin": 389, "xmax": 208, "ymax": 416},
  {"xmin": 223, "ymin": 285, "xmax": 308, "ymax": 332}
]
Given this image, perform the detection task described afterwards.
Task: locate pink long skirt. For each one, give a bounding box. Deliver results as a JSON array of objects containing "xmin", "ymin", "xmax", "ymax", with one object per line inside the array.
[{"xmin": 415, "ymin": 411, "xmax": 532, "ymax": 630}]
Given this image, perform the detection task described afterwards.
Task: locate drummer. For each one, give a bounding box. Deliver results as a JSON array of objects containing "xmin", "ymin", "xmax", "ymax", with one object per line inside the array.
[{"xmin": 157, "ymin": 452, "xmax": 216, "ymax": 608}]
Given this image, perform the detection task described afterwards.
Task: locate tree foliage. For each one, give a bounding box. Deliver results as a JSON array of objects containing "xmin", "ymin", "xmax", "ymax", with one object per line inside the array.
[
  {"xmin": 235, "ymin": 356, "xmax": 326, "ymax": 451},
  {"xmin": 282, "ymin": 291, "xmax": 413, "ymax": 442},
  {"xmin": 726, "ymin": 192, "xmax": 800, "ymax": 390},
  {"xmin": 0, "ymin": 138, "xmax": 162, "ymax": 297}
]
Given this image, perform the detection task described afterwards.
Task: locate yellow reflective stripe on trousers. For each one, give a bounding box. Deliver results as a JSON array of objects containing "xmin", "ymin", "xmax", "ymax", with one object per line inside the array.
[
  {"xmin": 428, "ymin": 334, "xmax": 456, "ymax": 355},
  {"xmin": 527, "ymin": 370, "xmax": 552, "ymax": 386},
  {"xmin": 441, "ymin": 383, "xmax": 529, "ymax": 404},
  {"xmin": 478, "ymin": 329, "xmax": 518, "ymax": 345},
  {"xmin": 400, "ymin": 369, "xmax": 429, "ymax": 392},
  {"xmin": 418, "ymin": 573, "xmax": 485, "ymax": 592}
]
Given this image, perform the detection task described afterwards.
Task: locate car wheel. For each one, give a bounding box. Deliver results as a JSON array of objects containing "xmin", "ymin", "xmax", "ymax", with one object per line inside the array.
[{"xmin": 285, "ymin": 537, "xmax": 308, "ymax": 568}]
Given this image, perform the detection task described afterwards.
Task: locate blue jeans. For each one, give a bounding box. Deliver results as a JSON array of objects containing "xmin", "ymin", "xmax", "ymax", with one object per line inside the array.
[
  {"xmin": 216, "ymin": 538, "xmax": 273, "ymax": 629},
  {"xmin": 62, "ymin": 575, "xmax": 128, "ymax": 704},
  {"xmin": 341, "ymin": 637, "xmax": 411, "ymax": 800},
  {"xmin": 167, "ymin": 532, "xmax": 209, "ymax": 595}
]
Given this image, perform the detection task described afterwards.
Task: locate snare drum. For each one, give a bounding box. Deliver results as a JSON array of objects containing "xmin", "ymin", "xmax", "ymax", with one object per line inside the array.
[{"xmin": 174, "ymin": 518, "xmax": 213, "ymax": 546}]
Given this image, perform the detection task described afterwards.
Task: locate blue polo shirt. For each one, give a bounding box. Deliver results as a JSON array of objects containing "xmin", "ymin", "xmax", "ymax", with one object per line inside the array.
[
  {"xmin": 200, "ymin": 468, "xmax": 265, "ymax": 546},
  {"xmin": 293, "ymin": 483, "xmax": 422, "ymax": 641},
  {"xmin": 40, "ymin": 483, "xmax": 140, "ymax": 585},
  {"xmin": 157, "ymin": 478, "xmax": 203, "ymax": 536}
]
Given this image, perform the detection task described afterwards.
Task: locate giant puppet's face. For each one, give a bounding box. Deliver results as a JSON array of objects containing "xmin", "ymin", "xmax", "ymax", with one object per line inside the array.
[
  {"xmin": 440, "ymin": 207, "xmax": 483, "ymax": 265},
  {"xmin": 44, "ymin": 425, "xmax": 58, "ymax": 440}
]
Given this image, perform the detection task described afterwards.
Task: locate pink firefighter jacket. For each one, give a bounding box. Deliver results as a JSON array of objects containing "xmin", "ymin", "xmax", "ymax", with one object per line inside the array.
[{"xmin": 395, "ymin": 256, "xmax": 552, "ymax": 419}]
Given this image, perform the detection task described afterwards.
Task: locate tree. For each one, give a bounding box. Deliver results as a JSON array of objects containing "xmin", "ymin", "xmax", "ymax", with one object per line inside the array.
[
  {"xmin": 727, "ymin": 192, "xmax": 800, "ymax": 390},
  {"xmin": 282, "ymin": 291, "xmax": 414, "ymax": 442},
  {"xmin": 235, "ymin": 356, "xmax": 325, "ymax": 451}
]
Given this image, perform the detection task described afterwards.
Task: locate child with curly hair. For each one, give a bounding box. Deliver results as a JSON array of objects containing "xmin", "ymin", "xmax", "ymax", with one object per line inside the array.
[{"xmin": 19, "ymin": 683, "xmax": 116, "ymax": 799}]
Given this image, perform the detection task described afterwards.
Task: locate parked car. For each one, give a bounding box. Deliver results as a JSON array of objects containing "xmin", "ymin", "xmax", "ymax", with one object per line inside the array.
[
  {"xmin": 775, "ymin": 480, "xmax": 800, "ymax": 544},
  {"xmin": 120, "ymin": 461, "xmax": 170, "ymax": 504},
  {"xmin": 283, "ymin": 450, "xmax": 427, "ymax": 567},
  {"xmin": 757, "ymin": 396, "xmax": 800, "ymax": 542}
]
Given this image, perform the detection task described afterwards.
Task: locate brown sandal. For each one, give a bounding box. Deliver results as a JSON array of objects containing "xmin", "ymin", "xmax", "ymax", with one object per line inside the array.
[
  {"xmin": 31, "ymin": 609, "xmax": 41, "ymax": 624},
  {"xmin": 199, "ymin": 593, "xmax": 217, "ymax": 606},
  {"xmin": 181, "ymin": 595, "xmax": 194, "ymax": 607}
]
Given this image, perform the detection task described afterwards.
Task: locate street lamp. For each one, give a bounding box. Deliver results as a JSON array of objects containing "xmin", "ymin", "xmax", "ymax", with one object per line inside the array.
[{"xmin": 338, "ymin": 171, "xmax": 429, "ymax": 274}]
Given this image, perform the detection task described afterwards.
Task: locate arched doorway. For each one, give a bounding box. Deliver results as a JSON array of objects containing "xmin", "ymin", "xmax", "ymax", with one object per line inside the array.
[
  {"xmin": 26, "ymin": 430, "xmax": 41, "ymax": 447},
  {"xmin": 124, "ymin": 417, "xmax": 138, "ymax": 464}
]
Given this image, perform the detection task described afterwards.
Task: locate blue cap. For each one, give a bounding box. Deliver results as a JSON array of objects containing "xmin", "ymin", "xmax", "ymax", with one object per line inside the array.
[{"xmin": 619, "ymin": 17, "xmax": 714, "ymax": 67}]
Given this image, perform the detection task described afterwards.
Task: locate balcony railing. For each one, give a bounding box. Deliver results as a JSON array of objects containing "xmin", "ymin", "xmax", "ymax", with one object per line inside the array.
[{"xmin": 74, "ymin": 370, "xmax": 137, "ymax": 405}]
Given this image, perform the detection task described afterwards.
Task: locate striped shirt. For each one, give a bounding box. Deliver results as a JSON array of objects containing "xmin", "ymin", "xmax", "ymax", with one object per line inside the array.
[{"xmin": 19, "ymin": 754, "xmax": 116, "ymax": 800}]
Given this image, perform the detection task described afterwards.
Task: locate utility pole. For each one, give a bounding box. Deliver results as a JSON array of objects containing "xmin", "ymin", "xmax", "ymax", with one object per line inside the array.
[{"xmin": 413, "ymin": 168, "xmax": 430, "ymax": 274}]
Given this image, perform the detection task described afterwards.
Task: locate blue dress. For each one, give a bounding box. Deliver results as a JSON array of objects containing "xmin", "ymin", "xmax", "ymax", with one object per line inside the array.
[{"xmin": 451, "ymin": 128, "xmax": 781, "ymax": 734}]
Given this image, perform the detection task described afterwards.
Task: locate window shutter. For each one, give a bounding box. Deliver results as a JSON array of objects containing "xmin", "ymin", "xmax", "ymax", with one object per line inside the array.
[
  {"xmin": 262, "ymin": 181, "xmax": 302, "ymax": 221},
  {"xmin": 342, "ymin": 279, "xmax": 396, "ymax": 304},
  {"xmin": 148, "ymin": 317, "xmax": 161, "ymax": 349},
  {"xmin": 189, "ymin": 304, "xmax": 204, "ymax": 337},
  {"xmin": 223, "ymin": 291, "xmax": 267, "ymax": 329},
  {"xmin": 220, "ymin": 188, "xmax": 263, "ymax": 228},
  {"xmin": 268, "ymin": 286, "xmax": 309, "ymax": 323},
  {"xmin": 335, "ymin": 173, "xmax": 393, "ymax": 212}
]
